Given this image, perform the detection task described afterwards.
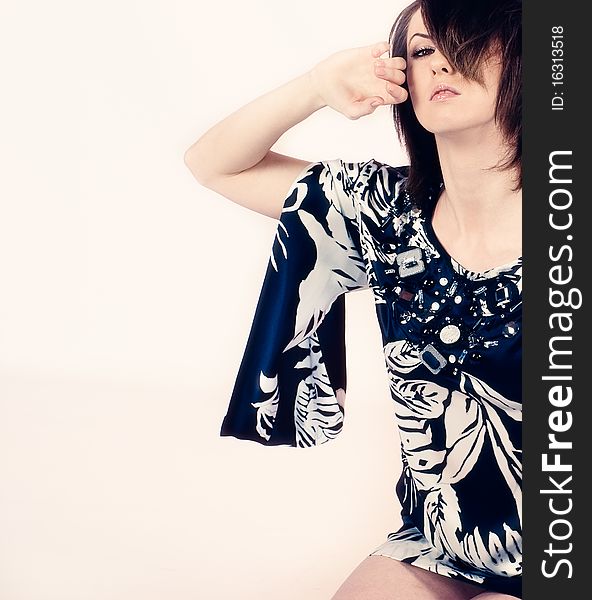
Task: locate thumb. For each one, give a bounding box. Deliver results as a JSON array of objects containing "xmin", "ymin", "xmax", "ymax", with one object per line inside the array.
[
  {"xmin": 367, "ymin": 96, "xmax": 385, "ymax": 112},
  {"xmin": 349, "ymin": 96, "xmax": 384, "ymax": 119}
]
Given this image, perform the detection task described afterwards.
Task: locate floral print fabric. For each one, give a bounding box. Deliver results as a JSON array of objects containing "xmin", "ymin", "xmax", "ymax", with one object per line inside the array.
[{"xmin": 220, "ymin": 159, "xmax": 522, "ymax": 597}]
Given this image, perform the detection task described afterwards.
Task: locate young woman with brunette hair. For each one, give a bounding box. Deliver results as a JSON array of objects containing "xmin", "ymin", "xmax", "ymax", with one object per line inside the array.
[{"xmin": 185, "ymin": 0, "xmax": 522, "ymax": 598}]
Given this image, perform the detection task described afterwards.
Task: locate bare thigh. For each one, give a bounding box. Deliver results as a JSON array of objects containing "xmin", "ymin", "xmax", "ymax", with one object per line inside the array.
[
  {"xmin": 330, "ymin": 555, "xmax": 492, "ymax": 600},
  {"xmin": 472, "ymin": 595, "xmax": 520, "ymax": 599}
]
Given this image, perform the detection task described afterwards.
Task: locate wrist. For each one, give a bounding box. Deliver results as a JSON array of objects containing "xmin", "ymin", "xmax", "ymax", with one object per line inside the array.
[{"xmin": 305, "ymin": 69, "xmax": 327, "ymax": 112}]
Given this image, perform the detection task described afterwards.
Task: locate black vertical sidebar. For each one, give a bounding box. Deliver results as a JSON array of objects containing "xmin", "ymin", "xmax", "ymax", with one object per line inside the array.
[{"xmin": 523, "ymin": 1, "xmax": 587, "ymax": 598}]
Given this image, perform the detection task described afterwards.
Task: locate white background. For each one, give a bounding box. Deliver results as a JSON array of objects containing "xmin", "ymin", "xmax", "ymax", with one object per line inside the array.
[{"xmin": 0, "ymin": 1, "xmax": 411, "ymax": 598}]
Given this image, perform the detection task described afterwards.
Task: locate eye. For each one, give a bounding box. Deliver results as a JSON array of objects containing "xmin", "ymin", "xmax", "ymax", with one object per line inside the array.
[{"xmin": 411, "ymin": 45, "xmax": 435, "ymax": 58}]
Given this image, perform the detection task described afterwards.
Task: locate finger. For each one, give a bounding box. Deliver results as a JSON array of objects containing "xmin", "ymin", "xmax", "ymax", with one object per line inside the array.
[
  {"xmin": 371, "ymin": 41, "xmax": 390, "ymax": 58},
  {"xmin": 374, "ymin": 57, "xmax": 406, "ymax": 74},
  {"xmin": 385, "ymin": 85, "xmax": 408, "ymax": 104},
  {"xmin": 374, "ymin": 65, "xmax": 406, "ymax": 86},
  {"xmin": 383, "ymin": 56, "xmax": 406, "ymax": 70}
]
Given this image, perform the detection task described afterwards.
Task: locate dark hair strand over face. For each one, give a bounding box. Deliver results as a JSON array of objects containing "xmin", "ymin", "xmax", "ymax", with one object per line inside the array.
[{"xmin": 388, "ymin": 0, "xmax": 522, "ymax": 211}]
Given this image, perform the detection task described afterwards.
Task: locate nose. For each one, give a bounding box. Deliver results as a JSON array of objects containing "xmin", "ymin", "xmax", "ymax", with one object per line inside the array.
[{"xmin": 430, "ymin": 52, "xmax": 455, "ymax": 75}]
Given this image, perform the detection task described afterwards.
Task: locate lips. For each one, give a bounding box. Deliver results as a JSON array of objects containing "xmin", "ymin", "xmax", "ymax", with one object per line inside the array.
[{"xmin": 430, "ymin": 83, "xmax": 461, "ymax": 101}]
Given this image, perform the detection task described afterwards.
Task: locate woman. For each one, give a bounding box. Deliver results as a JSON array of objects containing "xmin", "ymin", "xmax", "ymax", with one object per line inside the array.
[{"xmin": 185, "ymin": 0, "xmax": 522, "ymax": 598}]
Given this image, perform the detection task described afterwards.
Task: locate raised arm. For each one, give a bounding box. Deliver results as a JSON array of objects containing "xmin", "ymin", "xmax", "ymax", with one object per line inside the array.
[{"xmin": 183, "ymin": 41, "xmax": 407, "ymax": 219}]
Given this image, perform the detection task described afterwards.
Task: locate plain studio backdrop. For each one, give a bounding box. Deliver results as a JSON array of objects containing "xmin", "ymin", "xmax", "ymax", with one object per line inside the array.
[{"xmin": 0, "ymin": 1, "xmax": 410, "ymax": 598}]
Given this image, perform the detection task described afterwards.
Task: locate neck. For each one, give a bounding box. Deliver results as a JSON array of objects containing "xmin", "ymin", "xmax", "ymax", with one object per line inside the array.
[{"xmin": 434, "ymin": 126, "xmax": 521, "ymax": 241}]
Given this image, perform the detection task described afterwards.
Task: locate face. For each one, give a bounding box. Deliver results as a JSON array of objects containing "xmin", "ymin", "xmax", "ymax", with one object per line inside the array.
[{"xmin": 405, "ymin": 9, "xmax": 502, "ymax": 136}]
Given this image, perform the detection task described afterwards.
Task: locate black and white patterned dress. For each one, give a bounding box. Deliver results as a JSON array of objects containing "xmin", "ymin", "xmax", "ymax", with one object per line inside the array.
[{"xmin": 220, "ymin": 159, "xmax": 522, "ymax": 598}]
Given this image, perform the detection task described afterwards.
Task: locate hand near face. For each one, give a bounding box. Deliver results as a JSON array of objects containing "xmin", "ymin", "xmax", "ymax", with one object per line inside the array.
[
  {"xmin": 371, "ymin": 41, "xmax": 410, "ymax": 105},
  {"xmin": 309, "ymin": 41, "xmax": 408, "ymax": 120}
]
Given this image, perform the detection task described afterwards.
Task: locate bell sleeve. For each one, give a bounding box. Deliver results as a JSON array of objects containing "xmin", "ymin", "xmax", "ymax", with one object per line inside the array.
[{"xmin": 220, "ymin": 159, "xmax": 373, "ymax": 448}]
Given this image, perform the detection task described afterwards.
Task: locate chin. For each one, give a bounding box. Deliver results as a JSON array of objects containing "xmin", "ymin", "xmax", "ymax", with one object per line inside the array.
[
  {"xmin": 418, "ymin": 114, "xmax": 490, "ymax": 137},
  {"xmin": 417, "ymin": 120, "xmax": 464, "ymax": 136}
]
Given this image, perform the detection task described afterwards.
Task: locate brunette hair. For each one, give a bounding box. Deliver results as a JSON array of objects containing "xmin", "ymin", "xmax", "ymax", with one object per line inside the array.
[{"xmin": 389, "ymin": 0, "xmax": 522, "ymax": 209}]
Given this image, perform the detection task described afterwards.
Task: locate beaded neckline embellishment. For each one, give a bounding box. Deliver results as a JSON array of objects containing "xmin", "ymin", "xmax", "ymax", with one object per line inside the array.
[{"xmin": 371, "ymin": 191, "xmax": 522, "ymax": 377}]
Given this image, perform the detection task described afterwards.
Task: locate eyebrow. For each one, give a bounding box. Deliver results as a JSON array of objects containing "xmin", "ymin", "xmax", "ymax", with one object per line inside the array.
[{"xmin": 408, "ymin": 32, "xmax": 432, "ymax": 44}]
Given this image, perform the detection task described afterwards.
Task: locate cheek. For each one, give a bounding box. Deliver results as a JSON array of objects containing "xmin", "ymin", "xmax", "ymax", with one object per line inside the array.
[
  {"xmin": 482, "ymin": 90, "xmax": 499, "ymax": 115},
  {"xmin": 405, "ymin": 70, "xmax": 421, "ymax": 98},
  {"xmin": 408, "ymin": 77, "xmax": 430, "ymax": 113}
]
